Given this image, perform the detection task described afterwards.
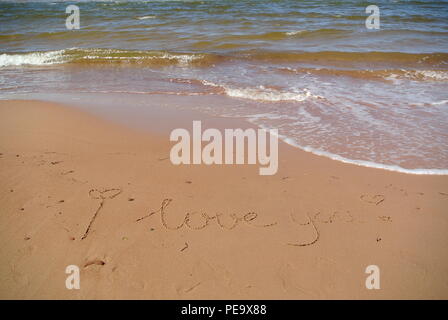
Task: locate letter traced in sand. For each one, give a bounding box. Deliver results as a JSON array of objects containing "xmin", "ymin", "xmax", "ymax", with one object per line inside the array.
[
  {"xmin": 136, "ymin": 198, "xmax": 277, "ymax": 231},
  {"xmin": 136, "ymin": 200, "xmax": 364, "ymax": 247},
  {"xmin": 81, "ymin": 188, "xmax": 122, "ymax": 240},
  {"xmin": 287, "ymin": 213, "xmax": 320, "ymax": 247}
]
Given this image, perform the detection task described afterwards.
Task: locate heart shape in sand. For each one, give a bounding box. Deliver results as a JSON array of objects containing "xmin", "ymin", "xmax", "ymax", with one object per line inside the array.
[{"xmin": 360, "ymin": 194, "xmax": 385, "ymax": 205}]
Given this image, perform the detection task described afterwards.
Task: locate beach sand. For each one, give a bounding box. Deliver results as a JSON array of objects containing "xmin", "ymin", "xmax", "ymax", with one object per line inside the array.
[{"xmin": 0, "ymin": 99, "xmax": 447, "ymax": 299}]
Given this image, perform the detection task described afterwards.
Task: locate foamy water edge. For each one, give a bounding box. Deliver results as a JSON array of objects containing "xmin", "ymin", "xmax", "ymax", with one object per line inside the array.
[{"xmin": 257, "ymin": 124, "xmax": 448, "ymax": 175}]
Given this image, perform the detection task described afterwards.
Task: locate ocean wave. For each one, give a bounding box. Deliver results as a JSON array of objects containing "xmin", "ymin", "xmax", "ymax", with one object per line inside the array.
[
  {"xmin": 413, "ymin": 70, "xmax": 448, "ymax": 81},
  {"xmin": 67, "ymin": 48, "xmax": 212, "ymax": 66},
  {"xmin": 429, "ymin": 99, "xmax": 448, "ymax": 105},
  {"xmin": 0, "ymin": 49, "xmax": 219, "ymax": 67},
  {"xmin": 83, "ymin": 78, "xmax": 326, "ymax": 102},
  {"xmin": 0, "ymin": 50, "xmax": 65, "ymax": 67},
  {"xmin": 384, "ymin": 70, "xmax": 448, "ymax": 83},
  {"xmin": 2, "ymin": 49, "xmax": 447, "ymax": 70},
  {"xmin": 200, "ymin": 80, "xmax": 323, "ymax": 102},
  {"xmin": 254, "ymin": 124, "xmax": 448, "ymax": 176},
  {"xmin": 215, "ymin": 29, "xmax": 350, "ymax": 42},
  {"xmin": 285, "ymin": 30, "xmax": 306, "ymax": 36},
  {"xmin": 280, "ymin": 67, "xmax": 448, "ymax": 82},
  {"xmin": 136, "ymin": 15, "xmax": 156, "ymax": 20},
  {"xmin": 245, "ymin": 51, "xmax": 448, "ymax": 67},
  {"xmin": 412, "ymin": 99, "xmax": 448, "ymax": 107}
]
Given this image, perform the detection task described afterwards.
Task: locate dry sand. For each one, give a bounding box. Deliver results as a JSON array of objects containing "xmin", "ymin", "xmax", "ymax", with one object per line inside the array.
[{"xmin": 0, "ymin": 99, "xmax": 447, "ymax": 299}]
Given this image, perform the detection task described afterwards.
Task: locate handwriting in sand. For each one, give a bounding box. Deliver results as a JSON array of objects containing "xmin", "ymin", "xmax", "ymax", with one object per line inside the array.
[{"xmin": 136, "ymin": 198, "xmax": 324, "ymax": 247}]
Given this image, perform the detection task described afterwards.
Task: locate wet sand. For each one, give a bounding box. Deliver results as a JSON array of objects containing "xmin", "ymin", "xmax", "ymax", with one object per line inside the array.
[{"xmin": 0, "ymin": 99, "xmax": 447, "ymax": 299}]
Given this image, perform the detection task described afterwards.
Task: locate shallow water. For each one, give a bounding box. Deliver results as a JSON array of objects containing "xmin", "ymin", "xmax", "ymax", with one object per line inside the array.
[{"xmin": 1, "ymin": 0, "xmax": 448, "ymax": 173}]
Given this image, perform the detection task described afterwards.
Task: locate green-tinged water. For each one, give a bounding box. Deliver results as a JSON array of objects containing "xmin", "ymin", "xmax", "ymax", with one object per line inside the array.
[{"xmin": 1, "ymin": 0, "xmax": 448, "ymax": 173}]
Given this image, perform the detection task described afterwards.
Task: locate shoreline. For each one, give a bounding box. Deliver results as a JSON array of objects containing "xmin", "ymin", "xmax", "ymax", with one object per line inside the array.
[
  {"xmin": 8, "ymin": 91, "xmax": 447, "ymax": 176},
  {"xmin": 0, "ymin": 99, "xmax": 447, "ymax": 299}
]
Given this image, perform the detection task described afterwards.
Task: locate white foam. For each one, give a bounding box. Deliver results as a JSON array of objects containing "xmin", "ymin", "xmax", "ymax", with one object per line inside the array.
[
  {"xmin": 386, "ymin": 69, "xmax": 448, "ymax": 82},
  {"xmin": 414, "ymin": 70, "xmax": 448, "ymax": 81},
  {"xmin": 0, "ymin": 50, "xmax": 65, "ymax": 67},
  {"xmin": 158, "ymin": 53, "xmax": 202, "ymax": 66},
  {"xmin": 413, "ymin": 99, "xmax": 448, "ymax": 107},
  {"xmin": 430, "ymin": 99, "xmax": 448, "ymax": 105},
  {"xmin": 244, "ymin": 113, "xmax": 297, "ymax": 121},
  {"xmin": 225, "ymin": 87, "xmax": 311, "ymax": 102},
  {"xmin": 255, "ymin": 123, "xmax": 448, "ymax": 175},
  {"xmin": 0, "ymin": 49, "xmax": 203, "ymax": 67},
  {"xmin": 286, "ymin": 30, "xmax": 305, "ymax": 36},
  {"xmin": 201, "ymin": 81, "xmax": 322, "ymax": 102},
  {"xmin": 71, "ymin": 49, "xmax": 202, "ymax": 65},
  {"xmin": 136, "ymin": 15, "xmax": 156, "ymax": 20}
]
